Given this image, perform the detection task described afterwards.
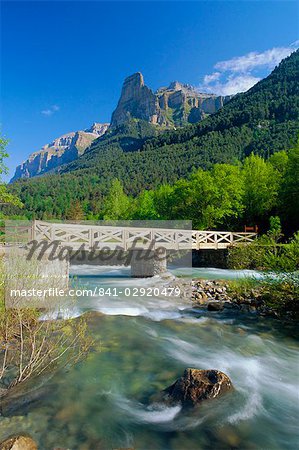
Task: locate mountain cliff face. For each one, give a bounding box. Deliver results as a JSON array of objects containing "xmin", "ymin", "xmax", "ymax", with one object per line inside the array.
[
  {"xmin": 10, "ymin": 123, "xmax": 109, "ymax": 182},
  {"xmin": 111, "ymin": 73, "xmax": 159, "ymax": 127},
  {"xmin": 111, "ymin": 72, "xmax": 232, "ymax": 128}
]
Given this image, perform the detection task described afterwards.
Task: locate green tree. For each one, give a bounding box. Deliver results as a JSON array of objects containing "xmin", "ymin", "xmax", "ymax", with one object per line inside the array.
[
  {"xmin": 268, "ymin": 215, "xmax": 282, "ymax": 241},
  {"xmin": 0, "ymin": 138, "xmax": 8, "ymax": 171},
  {"xmin": 0, "ymin": 138, "xmax": 22, "ymax": 210},
  {"xmin": 66, "ymin": 200, "xmax": 85, "ymax": 220},
  {"xmin": 208, "ymin": 164, "xmax": 244, "ymax": 228},
  {"xmin": 102, "ymin": 179, "xmax": 133, "ymax": 220},
  {"xmin": 171, "ymin": 171, "xmax": 215, "ymax": 228},
  {"xmin": 185, "ymin": 165, "xmax": 244, "ymax": 229},
  {"xmin": 242, "ymin": 154, "xmax": 279, "ymax": 224},
  {"xmin": 148, "ymin": 165, "xmax": 244, "ymax": 229},
  {"xmin": 153, "ymin": 184, "xmax": 175, "ymax": 220},
  {"xmin": 279, "ymin": 140, "xmax": 299, "ymax": 231},
  {"xmin": 269, "ymin": 150, "xmax": 288, "ymax": 174},
  {"xmin": 134, "ymin": 190, "xmax": 158, "ymax": 220},
  {"xmin": 168, "ymin": 165, "xmax": 243, "ymax": 229}
]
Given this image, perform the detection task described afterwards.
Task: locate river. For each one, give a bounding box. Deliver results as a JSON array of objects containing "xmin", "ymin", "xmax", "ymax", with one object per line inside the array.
[{"xmin": 0, "ymin": 266, "xmax": 298, "ymax": 450}]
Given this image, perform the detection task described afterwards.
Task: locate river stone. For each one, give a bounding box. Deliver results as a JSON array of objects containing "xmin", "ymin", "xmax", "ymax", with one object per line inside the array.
[
  {"xmin": 163, "ymin": 368, "xmax": 232, "ymax": 407},
  {"xmin": 0, "ymin": 435, "xmax": 37, "ymax": 450},
  {"xmin": 207, "ymin": 301, "xmax": 224, "ymax": 311}
]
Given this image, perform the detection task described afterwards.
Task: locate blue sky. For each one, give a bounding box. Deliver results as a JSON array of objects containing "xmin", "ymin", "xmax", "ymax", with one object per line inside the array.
[{"xmin": 1, "ymin": 1, "xmax": 298, "ymax": 181}]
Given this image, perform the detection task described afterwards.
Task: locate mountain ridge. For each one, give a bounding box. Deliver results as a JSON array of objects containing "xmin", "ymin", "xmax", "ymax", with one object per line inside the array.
[
  {"xmin": 10, "ymin": 123, "xmax": 109, "ymax": 182},
  {"xmin": 110, "ymin": 72, "xmax": 232, "ymax": 128}
]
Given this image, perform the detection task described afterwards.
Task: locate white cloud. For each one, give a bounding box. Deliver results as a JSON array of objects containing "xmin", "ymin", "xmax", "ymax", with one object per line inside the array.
[
  {"xmin": 208, "ymin": 74, "xmax": 261, "ymax": 96},
  {"xmin": 201, "ymin": 42, "xmax": 299, "ymax": 95},
  {"xmin": 203, "ymin": 72, "xmax": 221, "ymax": 84},
  {"xmin": 215, "ymin": 47, "xmax": 295, "ymax": 73},
  {"xmin": 41, "ymin": 105, "xmax": 60, "ymax": 116},
  {"xmin": 41, "ymin": 109, "xmax": 53, "ymax": 116}
]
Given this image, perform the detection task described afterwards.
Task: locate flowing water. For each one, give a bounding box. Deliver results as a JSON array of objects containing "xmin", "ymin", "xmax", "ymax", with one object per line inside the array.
[{"xmin": 0, "ymin": 266, "xmax": 298, "ymax": 450}]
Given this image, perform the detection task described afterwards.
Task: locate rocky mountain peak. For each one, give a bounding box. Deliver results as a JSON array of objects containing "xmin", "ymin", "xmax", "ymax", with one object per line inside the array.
[
  {"xmin": 168, "ymin": 80, "xmax": 182, "ymax": 91},
  {"xmin": 11, "ymin": 122, "xmax": 109, "ymax": 182},
  {"xmin": 166, "ymin": 81, "xmax": 198, "ymax": 95},
  {"xmin": 111, "ymin": 72, "xmax": 158, "ymax": 127},
  {"xmin": 126, "ymin": 72, "xmax": 144, "ymax": 87},
  {"xmin": 111, "ymin": 72, "xmax": 233, "ymax": 128},
  {"xmin": 85, "ymin": 122, "xmax": 110, "ymax": 135},
  {"xmin": 117, "ymin": 72, "xmax": 146, "ymax": 104}
]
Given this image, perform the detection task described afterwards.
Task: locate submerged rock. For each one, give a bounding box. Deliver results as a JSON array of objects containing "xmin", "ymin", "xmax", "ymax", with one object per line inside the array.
[
  {"xmin": 207, "ymin": 301, "xmax": 225, "ymax": 311},
  {"xmin": 0, "ymin": 435, "xmax": 37, "ymax": 450},
  {"xmin": 0, "ymin": 381, "xmax": 51, "ymax": 416},
  {"xmin": 163, "ymin": 368, "xmax": 232, "ymax": 407}
]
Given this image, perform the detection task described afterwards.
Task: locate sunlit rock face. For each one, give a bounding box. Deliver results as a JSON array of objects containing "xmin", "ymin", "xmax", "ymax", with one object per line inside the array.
[
  {"xmin": 111, "ymin": 72, "xmax": 160, "ymax": 127},
  {"xmin": 111, "ymin": 72, "xmax": 232, "ymax": 128},
  {"xmin": 10, "ymin": 123, "xmax": 109, "ymax": 182}
]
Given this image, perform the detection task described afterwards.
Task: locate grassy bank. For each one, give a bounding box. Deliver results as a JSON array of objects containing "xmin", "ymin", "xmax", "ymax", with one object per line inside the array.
[{"xmin": 227, "ymin": 274, "xmax": 299, "ymax": 320}]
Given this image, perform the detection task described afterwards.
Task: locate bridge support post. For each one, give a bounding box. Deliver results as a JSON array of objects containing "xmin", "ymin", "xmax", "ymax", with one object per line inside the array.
[{"xmin": 130, "ymin": 247, "xmax": 167, "ymax": 278}]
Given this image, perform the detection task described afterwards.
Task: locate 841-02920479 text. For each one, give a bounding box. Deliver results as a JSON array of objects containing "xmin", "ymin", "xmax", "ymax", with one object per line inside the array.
[{"xmin": 94, "ymin": 287, "xmax": 181, "ymax": 297}]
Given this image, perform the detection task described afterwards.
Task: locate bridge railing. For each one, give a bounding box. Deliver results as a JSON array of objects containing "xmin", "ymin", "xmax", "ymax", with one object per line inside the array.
[
  {"xmin": 0, "ymin": 223, "xmax": 33, "ymax": 245},
  {"xmin": 31, "ymin": 221, "xmax": 257, "ymax": 250},
  {"xmin": 192, "ymin": 231, "xmax": 257, "ymax": 249},
  {"xmin": 33, "ymin": 221, "xmax": 193, "ymax": 250}
]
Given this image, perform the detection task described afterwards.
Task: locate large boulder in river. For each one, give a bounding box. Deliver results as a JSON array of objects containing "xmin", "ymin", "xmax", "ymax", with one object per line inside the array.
[
  {"xmin": 0, "ymin": 435, "xmax": 37, "ymax": 450},
  {"xmin": 163, "ymin": 368, "xmax": 232, "ymax": 407}
]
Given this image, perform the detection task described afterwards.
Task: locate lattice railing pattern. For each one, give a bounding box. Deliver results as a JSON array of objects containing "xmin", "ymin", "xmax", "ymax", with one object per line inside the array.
[{"xmin": 31, "ymin": 221, "xmax": 257, "ymax": 250}]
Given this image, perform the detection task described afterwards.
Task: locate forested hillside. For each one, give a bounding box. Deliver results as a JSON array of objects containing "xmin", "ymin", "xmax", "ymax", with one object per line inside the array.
[
  {"xmin": 8, "ymin": 50, "xmax": 299, "ymax": 228},
  {"xmin": 63, "ymin": 49, "xmax": 299, "ymax": 173}
]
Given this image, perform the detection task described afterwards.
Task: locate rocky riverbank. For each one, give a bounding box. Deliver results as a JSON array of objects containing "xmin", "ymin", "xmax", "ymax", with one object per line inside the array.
[
  {"xmin": 191, "ymin": 279, "xmax": 262, "ymax": 313},
  {"xmin": 166, "ymin": 275, "xmax": 298, "ymax": 319},
  {"xmin": 191, "ymin": 278, "xmax": 298, "ymax": 319}
]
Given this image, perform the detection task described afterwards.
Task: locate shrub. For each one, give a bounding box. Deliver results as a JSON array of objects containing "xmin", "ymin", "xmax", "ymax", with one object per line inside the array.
[
  {"xmin": 228, "ymin": 232, "xmax": 299, "ymax": 271},
  {"xmin": 0, "ymin": 257, "xmax": 93, "ymax": 392}
]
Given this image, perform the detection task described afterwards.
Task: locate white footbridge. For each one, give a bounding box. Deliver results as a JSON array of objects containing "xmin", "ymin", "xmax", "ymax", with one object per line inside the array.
[
  {"xmin": 2, "ymin": 221, "xmax": 257, "ymax": 279},
  {"xmin": 30, "ymin": 220, "xmax": 256, "ymax": 250}
]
